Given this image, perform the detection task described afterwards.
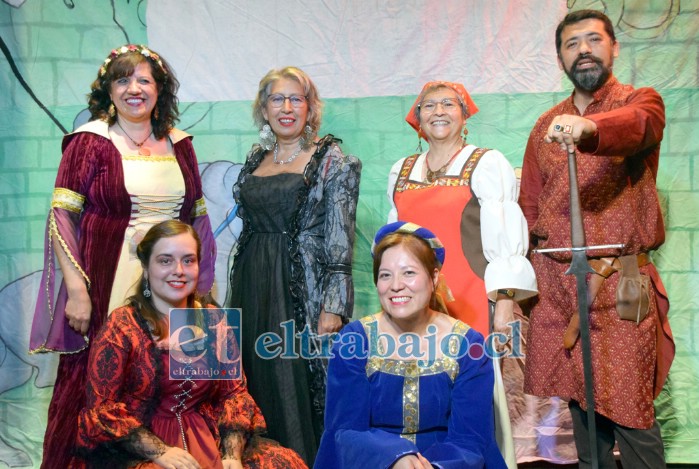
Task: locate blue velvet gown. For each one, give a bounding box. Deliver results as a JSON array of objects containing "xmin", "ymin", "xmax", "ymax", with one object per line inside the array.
[{"xmin": 315, "ymin": 317, "xmax": 507, "ymax": 469}]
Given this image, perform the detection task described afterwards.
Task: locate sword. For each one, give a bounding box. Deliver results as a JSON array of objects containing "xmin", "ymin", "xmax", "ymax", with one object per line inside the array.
[
  {"xmin": 532, "ymin": 244, "xmax": 623, "ymax": 254},
  {"xmin": 565, "ymin": 147, "xmax": 599, "ymax": 469},
  {"xmin": 533, "ymin": 148, "xmax": 601, "ymax": 468}
]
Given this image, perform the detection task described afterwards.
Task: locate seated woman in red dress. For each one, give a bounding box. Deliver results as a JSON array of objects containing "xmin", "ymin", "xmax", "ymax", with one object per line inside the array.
[{"xmin": 75, "ymin": 220, "xmax": 306, "ymax": 469}]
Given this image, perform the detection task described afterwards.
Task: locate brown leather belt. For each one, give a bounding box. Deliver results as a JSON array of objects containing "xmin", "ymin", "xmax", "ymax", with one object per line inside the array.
[
  {"xmin": 588, "ymin": 253, "xmax": 650, "ymax": 279},
  {"xmin": 562, "ymin": 253, "xmax": 651, "ymax": 349}
]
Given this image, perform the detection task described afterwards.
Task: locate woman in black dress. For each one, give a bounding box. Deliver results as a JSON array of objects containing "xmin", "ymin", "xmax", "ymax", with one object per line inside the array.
[{"xmin": 228, "ymin": 66, "xmax": 361, "ymax": 465}]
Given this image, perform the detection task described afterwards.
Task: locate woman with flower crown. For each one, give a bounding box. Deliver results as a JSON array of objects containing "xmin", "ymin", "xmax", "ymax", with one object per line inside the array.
[
  {"xmin": 227, "ymin": 66, "xmax": 361, "ymax": 465},
  {"xmin": 29, "ymin": 44, "xmax": 215, "ymax": 468}
]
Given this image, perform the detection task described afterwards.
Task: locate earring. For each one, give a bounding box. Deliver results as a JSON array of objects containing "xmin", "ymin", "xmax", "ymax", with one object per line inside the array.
[
  {"xmin": 108, "ymin": 103, "xmax": 116, "ymax": 118},
  {"xmin": 300, "ymin": 124, "xmax": 314, "ymax": 149},
  {"xmin": 259, "ymin": 123, "xmax": 276, "ymax": 150},
  {"xmin": 154, "ymin": 107, "xmax": 160, "ymax": 121},
  {"xmin": 143, "ymin": 279, "xmax": 152, "ymax": 298},
  {"xmin": 415, "ymin": 136, "xmax": 423, "ymax": 154},
  {"xmin": 462, "ymin": 125, "xmax": 469, "ymax": 144}
]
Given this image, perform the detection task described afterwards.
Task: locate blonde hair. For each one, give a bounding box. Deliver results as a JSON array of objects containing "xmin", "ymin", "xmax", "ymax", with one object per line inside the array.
[{"xmin": 252, "ymin": 66, "xmax": 323, "ymax": 134}]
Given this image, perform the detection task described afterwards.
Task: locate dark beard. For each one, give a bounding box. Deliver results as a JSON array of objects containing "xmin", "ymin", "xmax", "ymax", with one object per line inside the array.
[{"xmin": 564, "ymin": 54, "xmax": 611, "ymax": 92}]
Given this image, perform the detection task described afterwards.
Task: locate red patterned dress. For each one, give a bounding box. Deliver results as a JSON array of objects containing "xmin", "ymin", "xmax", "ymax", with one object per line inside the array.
[
  {"xmin": 74, "ymin": 306, "xmax": 307, "ymax": 469},
  {"xmin": 519, "ymin": 77, "xmax": 674, "ymax": 429}
]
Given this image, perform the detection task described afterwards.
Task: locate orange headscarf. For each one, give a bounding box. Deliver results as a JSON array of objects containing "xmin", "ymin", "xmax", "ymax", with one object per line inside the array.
[{"xmin": 405, "ymin": 81, "xmax": 479, "ymax": 139}]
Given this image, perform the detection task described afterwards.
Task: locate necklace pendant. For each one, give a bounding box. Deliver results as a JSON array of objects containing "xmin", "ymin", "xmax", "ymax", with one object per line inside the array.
[{"xmin": 138, "ymin": 146, "xmax": 151, "ymax": 156}]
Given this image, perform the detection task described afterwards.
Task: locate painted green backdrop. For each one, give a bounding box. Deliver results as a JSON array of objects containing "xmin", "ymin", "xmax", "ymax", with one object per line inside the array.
[{"xmin": 0, "ymin": 1, "xmax": 697, "ymax": 467}]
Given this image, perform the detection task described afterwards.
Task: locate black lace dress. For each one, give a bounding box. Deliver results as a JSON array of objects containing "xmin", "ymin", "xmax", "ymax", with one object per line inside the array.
[
  {"xmin": 229, "ymin": 173, "xmax": 320, "ymax": 464},
  {"xmin": 229, "ymin": 136, "xmax": 361, "ymax": 466}
]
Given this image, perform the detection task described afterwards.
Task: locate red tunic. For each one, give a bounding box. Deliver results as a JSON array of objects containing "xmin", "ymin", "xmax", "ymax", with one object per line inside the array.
[
  {"xmin": 519, "ymin": 77, "xmax": 674, "ymax": 429},
  {"xmin": 393, "ymin": 149, "xmax": 490, "ymax": 335}
]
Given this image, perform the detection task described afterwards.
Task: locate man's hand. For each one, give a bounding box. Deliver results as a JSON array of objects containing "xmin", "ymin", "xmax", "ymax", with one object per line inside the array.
[{"xmin": 545, "ymin": 114, "xmax": 598, "ymax": 153}]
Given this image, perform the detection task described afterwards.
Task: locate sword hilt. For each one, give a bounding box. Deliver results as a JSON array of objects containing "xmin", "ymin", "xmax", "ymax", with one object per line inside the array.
[{"xmin": 532, "ymin": 243, "xmax": 625, "ymax": 254}]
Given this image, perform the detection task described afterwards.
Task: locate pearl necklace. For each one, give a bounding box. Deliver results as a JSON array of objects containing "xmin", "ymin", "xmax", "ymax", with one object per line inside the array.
[
  {"xmin": 273, "ymin": 142, "xmax": 303, "ymax": 165},
  {"xmin": 116, "ymin": 120, "xmax": 153, "ymax": 156}
]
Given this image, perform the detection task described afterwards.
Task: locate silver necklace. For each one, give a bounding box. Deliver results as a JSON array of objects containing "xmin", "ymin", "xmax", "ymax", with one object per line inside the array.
[
  {"xmin": 273, "ymin": 142, "xmax": 303, "ymax": 165},
  {"xmin": 116, "ymin": 120, "xmax": 153, "ymax": 156}
]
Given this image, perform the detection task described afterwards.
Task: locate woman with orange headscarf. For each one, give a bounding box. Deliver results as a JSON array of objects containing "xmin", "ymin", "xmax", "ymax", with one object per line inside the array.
[{"xmin": 386, "ymin": 81, "xmax": 537, "ymax": 467}]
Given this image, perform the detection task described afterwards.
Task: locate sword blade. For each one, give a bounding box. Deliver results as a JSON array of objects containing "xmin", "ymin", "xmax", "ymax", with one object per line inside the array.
[{"xmin": 566, "ymin": 148, "xmax": 599, "ymax": 469}]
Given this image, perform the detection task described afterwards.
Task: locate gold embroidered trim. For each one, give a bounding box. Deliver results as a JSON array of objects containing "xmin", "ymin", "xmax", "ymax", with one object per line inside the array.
[
  {"xmin": 360, "ymin": 316, "xmax": 466, "ymax": 381},
  {"xmin": 393, "ymin": 148, "xmax": 490, "ymax": 192},
  {"xmin": 51, "ymin": 188, "xmax": 85, "ymax": 214},
  {"xmin": 121, "ymin": 154, "xmax": 177, "ymax": 162},
  {"xmin": 393, "ymin": 154, "xmax": 420, "ymax": 193},
  {"xmin": 360, "ymin": 317, "xmax": 471, "ymax": 442},
  {"xmin": 193, "ymin": 197, "xmax": 208, "ymax": 217},
  {"xmin": 29, "ymin": 337, "xmax": 89, "ymax": 355},
  {"xmin": 366, "ymin": 354, "xmax": 460, "ymax": 380},
  {"xmin": 403, "ymin": 373, "xmax": 419, "ymax": 440},
  {"xmin": 49, "ymin": 210, "xmax": 91, "ymax": 289},
  {"xmin": 31, "ymin": 211, "xmax": 91, "ymax": 354}
]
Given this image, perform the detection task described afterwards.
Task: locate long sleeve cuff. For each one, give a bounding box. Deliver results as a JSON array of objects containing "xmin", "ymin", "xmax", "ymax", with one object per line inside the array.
[
  {"xmin": 484, "ymin": 255, "xmax": 538, "ymax": 302},
  {"xmin": 322, "ymin": 272, "xmax": 354, "ymax": 319}
]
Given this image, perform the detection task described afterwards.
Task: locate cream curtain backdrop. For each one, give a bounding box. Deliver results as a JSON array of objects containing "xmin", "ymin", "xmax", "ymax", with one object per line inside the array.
[
  {"xmin": 0, "ymin": 0, "xmax": 697, "ymax": 467},
  {"xmin": 146, "ymin": 0, "xmax": 566, "ymax": 100}
]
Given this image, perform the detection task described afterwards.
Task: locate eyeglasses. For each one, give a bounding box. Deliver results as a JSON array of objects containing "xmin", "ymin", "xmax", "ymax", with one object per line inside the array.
[
  {"xmin": 268, "ymin": 94, "xmax": 308, "ymax": 108},
  {"xmin": 418, "ymin": 98, "xmax": 461, "ymax": 114}
]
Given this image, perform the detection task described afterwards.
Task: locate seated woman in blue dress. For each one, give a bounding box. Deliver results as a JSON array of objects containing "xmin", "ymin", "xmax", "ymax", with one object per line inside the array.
[{"xmin": 315, "ymin": 221, "xmax": 506, "ymax": 469}]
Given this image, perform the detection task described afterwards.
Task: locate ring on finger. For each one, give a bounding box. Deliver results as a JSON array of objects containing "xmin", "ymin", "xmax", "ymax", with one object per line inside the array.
[
  {"xmin": 553, "ymin": 124, "xmax": 563, "ymax": 132},
  {"xmin": 563, "ymin": 124, "xmax": 573, "ymax": 133}
]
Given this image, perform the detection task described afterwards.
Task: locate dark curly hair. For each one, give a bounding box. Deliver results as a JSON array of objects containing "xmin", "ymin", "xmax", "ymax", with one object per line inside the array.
[{"xmin": 87, "ymin": 45, "xmax": 180, "ymax": 140}]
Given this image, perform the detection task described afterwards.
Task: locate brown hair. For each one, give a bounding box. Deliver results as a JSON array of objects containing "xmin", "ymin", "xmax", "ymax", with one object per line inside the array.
[
  {"xmin": 88, "ymin": 47, "xmax": 180, "ymax": 140},
  {"xmin": 372, "ymin": 232, "xmax": 449, "ymax": 315},
  {"xmin": 129, "ymin": 220, "xmax": 201, "ymax": 338}
]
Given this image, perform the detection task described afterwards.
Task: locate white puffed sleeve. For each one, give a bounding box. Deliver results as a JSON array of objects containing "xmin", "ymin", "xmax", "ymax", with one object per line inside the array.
[
  {"xmin": 471, "ymin": 150, "xmax": 538, "ymax": 301},
  {"xmin": 386, "ymin": 158, "xmax": 406, "ymax": 223}
]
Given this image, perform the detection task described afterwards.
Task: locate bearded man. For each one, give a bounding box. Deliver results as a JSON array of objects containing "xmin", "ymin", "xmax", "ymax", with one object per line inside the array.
[{"xmin": 519, "ymin": 9, "xmax": 674, "ymax": 469}]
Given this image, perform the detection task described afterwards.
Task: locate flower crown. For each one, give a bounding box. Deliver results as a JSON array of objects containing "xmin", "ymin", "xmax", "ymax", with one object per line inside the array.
[{"xmin": 98, "ymin": 44, "xmax": 167, "ymax": 77}]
